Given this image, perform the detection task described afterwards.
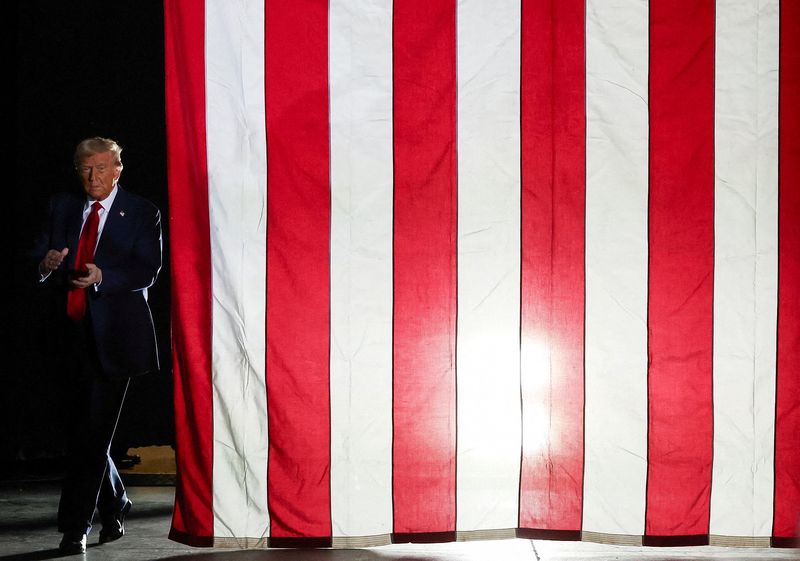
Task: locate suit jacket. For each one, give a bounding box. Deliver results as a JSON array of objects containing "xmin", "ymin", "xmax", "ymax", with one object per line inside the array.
[{"xmin": 35, "ymin": 186, "xmax": 162, "ymax": 378}]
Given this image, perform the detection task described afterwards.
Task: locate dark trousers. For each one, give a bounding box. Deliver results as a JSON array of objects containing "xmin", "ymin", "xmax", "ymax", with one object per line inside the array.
[{"xmin": 57, "ymin": 314, "xmax": 130, "ymax": 535}]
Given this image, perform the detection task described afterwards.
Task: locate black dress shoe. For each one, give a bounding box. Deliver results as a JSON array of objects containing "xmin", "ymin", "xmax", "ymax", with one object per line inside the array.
[
  {"xmin": 59, "ymin": 532, "xmax": 87, "ymax": 554},
  {"xmin": 99, "ymin": 500, "xmax": 132, "ymax": 544}
]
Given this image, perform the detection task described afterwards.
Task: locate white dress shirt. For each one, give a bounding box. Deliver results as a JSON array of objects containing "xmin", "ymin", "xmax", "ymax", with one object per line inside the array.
[{"xmin": 80, "ymin": 185, "xmax": 118, "ymax": 247}]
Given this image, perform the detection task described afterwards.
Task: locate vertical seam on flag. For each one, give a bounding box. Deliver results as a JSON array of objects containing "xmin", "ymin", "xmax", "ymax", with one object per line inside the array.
[
  {"xmin": 516, "ymin": 0, "xmax": 525, "ymax": 530},
  {"xmin": 707, "ymin": 0, "xmax": 717, "ymax": 538},
  {"xmin": 644, "ymin": 4, "xmax": 652, "ymax": 537},
  {"xmin": 326, "ymin": 0, "xmax": 333, "ymax": 539},
  {"xmin": 390, "ymin": 0, "xmax": 397, "ymax": 537},
  {"xmin": 548, "ymin": 0, "xmax": 557, "ymax": 501},
  {"xmin": 516, "ymin": 0, "xmax": 524, "ymax": 529},
  {"xmin": 453, "ymin": 0, "xmax": 460, "ymax": 534},
  {"xmin": 580, "ymin": 0, "xmax": 588, "ymax": 533}
]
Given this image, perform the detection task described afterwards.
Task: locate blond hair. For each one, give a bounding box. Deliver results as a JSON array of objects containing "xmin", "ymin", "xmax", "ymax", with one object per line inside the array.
[{"xmin": 73, "ymin": 137, "xmax": 123, "ymax": 168}]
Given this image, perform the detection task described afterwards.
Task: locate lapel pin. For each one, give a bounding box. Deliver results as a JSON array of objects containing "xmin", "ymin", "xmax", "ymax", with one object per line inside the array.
[{"xmin": 119, "ymin": 211, "xmax": 125, "ymax": 217}]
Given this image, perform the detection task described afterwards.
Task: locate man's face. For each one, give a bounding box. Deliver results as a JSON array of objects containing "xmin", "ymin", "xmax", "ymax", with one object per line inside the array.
[{"xmin": 77, "ymin": 151, "xmax": 121, "ymax": 201}]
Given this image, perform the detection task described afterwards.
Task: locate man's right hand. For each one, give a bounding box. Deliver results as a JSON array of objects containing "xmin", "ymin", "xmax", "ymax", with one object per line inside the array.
[{"xmin": 39, "ymin": 247, "xmax": 69, "ymax": 276}]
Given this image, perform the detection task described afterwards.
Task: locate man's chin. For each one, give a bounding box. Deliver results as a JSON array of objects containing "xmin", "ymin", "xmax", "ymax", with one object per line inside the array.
[{"xmin": 86, "ymin": 188, "xmax": 110, "ymax": 201}]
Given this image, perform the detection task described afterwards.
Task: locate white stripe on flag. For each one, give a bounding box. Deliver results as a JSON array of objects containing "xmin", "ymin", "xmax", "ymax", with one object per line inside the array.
[
  {"xmin": 206, "ymin": 0, "xmax": 270, "ymax": 539},
  {"xmin": 328, "ymin": 0, "xmax": 394, "ymax": 538},
  {"xmin": 710, "ymin": 0, "xmax": 779, "ymax": 538},
  {"xmin": 456, "ymin": 0, "xmax": 522, "ymax": 532},
  {"xmin": 583, "ymin": 0, "xmax": 649, "ymax": 537}
]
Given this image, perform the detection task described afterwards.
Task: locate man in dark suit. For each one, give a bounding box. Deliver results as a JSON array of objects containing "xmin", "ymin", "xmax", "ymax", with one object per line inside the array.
[{"xmin": 35, "ymin": 137, "xmax": 162, "ymax": 554}]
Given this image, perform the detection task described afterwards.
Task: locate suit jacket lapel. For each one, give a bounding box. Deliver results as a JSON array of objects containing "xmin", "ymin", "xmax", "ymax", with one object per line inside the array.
[
  {"xmin": 66, "ymin": 195, "xmax": 85, "ymax": 271},
  {"xmin": 94, "ymin": 187, "xmax": 128, "ymax": 264}
]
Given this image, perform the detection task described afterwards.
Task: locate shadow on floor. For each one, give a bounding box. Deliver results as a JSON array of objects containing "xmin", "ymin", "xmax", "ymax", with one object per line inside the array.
[
  {"xmin": 0, "ymin": 505, "xmax": 174, "ymax": 534},
  {"xmin": 0, "ymin": 550, "xmax": 65, "ymax": 561},
  {"xmin": 0, "ymin": 548, "xmax": 422, "ymax": 561}
]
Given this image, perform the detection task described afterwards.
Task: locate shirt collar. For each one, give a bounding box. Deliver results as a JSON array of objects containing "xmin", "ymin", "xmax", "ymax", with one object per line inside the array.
[{"xmin": 85, "ymin": 185, "xmax": 119, "ymax": 212}]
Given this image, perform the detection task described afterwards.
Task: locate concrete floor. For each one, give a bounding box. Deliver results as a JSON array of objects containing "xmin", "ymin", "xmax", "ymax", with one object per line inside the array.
[
  {"xmin": 0, "ymin": 445, "xmax": 797, "ymax": 561},
  {"xmin": 1, "ymin": 483, "xmax": 797, "ymax": 561}
]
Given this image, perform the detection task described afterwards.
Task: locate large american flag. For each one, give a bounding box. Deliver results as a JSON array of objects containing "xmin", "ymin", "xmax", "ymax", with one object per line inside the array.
[{"xmin": 164, "ymin": 0, "xmax": 799, "ymax": 549}]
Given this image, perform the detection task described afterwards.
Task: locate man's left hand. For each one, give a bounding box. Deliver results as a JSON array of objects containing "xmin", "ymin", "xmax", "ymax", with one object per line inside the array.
[{"xmin": 70, "ymin": 263, "xmax": 102, "ymax": 288}]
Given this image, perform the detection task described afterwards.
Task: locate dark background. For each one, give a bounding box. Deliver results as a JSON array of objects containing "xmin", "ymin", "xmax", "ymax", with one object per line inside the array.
[{"xmin": 8, "ymin": 1, "xmax": 173, "ymax": 471}]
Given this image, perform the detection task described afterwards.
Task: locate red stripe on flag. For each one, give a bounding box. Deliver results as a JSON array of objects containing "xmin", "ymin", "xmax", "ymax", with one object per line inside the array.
[
  {"xmin": 518, "ymin": 0, "xmax": 586, "ymax": 532},
  {"xmin": 646, "ymin": 0, "xmax": 715, "ymax": 540},
  {"xmin": 392, "ymin": 0, "xmax": 458, "ymax": 535},
  {"xmin": 774, "ymin": 0, "xmax": 800, "ymax": 543},
  {"xmin": 264, "ymin": 0, "xmax": 332, "ymax": 538},
  {"xmin": 164, "ymin": 0, "xmax": 214, "ymax": 545}
]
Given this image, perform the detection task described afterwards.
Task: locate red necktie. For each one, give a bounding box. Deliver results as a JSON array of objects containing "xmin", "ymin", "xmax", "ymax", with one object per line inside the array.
[{"xmin": 67, "ymin": 202, "xmax": 102, "ymax": 322}]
